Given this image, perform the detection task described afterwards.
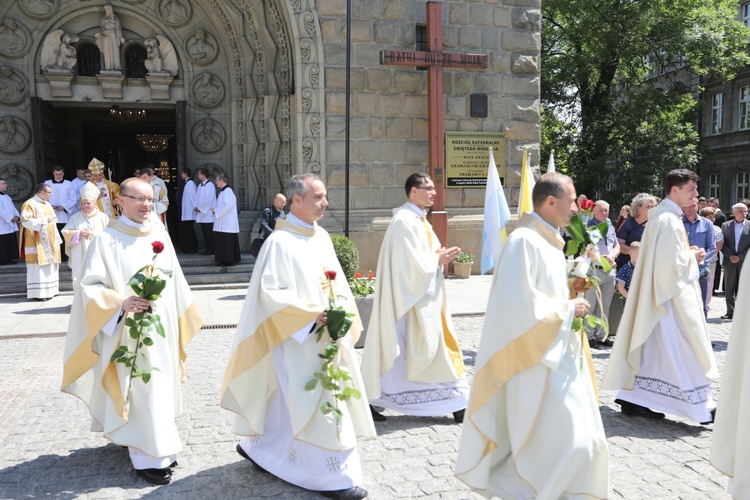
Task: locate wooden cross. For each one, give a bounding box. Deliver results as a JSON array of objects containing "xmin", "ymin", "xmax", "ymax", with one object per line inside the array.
[{"xmin": 380, "ymin": 1, "xmax": 488, "ymax": 249}]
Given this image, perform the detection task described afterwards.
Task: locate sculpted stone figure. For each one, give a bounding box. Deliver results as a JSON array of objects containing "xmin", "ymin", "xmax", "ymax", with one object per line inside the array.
[
  {"xmin": 160, "ymin": 0, "xmax": 189, "ymax": 25},
  {"xmin": 0, "ymin": 116, "xmax": 29, "ymax": 153},
  {"xmin": 192, "ymin": 119, "xmax": 224, "ymax": 153},
  {"xmin": 186, "ymin": 29, "xmax": 216, "ymax": 64},
  {"xmin": 192, "ymin": 72, "xmax": 224, "ymax": 107},
  {"xmin": 95, "ymin": 4, "xmax": 124, "ymax": 71},
  {"xmin": 20, "ymin": 0, "xmax": 56, "ymax": 18},
  {"xmin": 0, "ymin": 66, "xmax": 27, "ymax": 105},
  {"xmin": 0, "ymin": 19, "xmax": 27, "ymax": 57},
  {"xmin": 143, "ymin": 35, "xmax": 178, "ymax": 76},
  {"xmin": 41, "ymin": 30, "xmax": 79, "ymax": 72},
  {"xmin": 1, "ymin": 164, "xmax": 31, "ymax": 201}
]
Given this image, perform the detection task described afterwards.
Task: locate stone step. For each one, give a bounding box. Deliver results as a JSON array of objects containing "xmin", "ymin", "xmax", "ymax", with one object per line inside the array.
[{"xmin": 0, "ymin": 253, "xmax": 255, "ymax": 297}]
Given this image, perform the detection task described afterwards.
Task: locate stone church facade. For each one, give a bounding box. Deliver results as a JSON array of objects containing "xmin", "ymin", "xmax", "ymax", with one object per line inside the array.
[{"xmin": 0, "ymin": 0, "xmax": 540, "ymax": 271}]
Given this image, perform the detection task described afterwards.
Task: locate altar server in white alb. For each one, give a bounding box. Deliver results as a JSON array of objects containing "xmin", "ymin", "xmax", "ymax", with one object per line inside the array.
[
  {"xmin": 361, "ymin": 172, "xmax": 468, "ymax": 423},
  {"xmin": 62, "ymin": 178, "xmax": 203, "ymax": 486},
  {"xmin": 711, "ymin": 259, "xmax": 750, "ymax": 497},
  {"xmin": 45, "ymin": 165, "xmax": 72, "ymax": 260},
  {"xmin": 61, "ymin": 182, "xmax": 110, "ymax": 289},
  {"xmin": 194, "ymin": 167, "xmax": 216, "ymax": 255},
  {"xmin": 212, "ymin": 173, "xmax": 240, "ymax": 266},
  {"xmin": 20, "ymin": 183, "xmax": 62, "ymax": 300},
  {"xmin": 221, "ymin": 173, "xmax": 374, "ymax": 500},
  {"xmin": 0, "ymin": 177, "xmax": 20, "ymax": 265},
  {"xmin": 602, "ymin": 168, "xmax": 718, "ymax": 424},
  {"xmin": 455, "ymin": 172, "xmax": 609, "ymax": 499}
]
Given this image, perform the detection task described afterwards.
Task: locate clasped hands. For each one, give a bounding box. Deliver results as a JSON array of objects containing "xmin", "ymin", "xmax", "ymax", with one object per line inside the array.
[
  {"xmin": 437, "ymin": 246, "xmax": 461, "ymax": 266},
  {"xmin": 123, "ymin": 296, "xmax": 153, "ymax": 314}
]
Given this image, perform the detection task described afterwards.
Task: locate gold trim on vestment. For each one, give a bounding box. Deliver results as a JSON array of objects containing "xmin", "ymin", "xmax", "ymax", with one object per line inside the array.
[
  {"xmin": 468, "ymin": 311, "xmax": 563, "ymax": 414},
  {"xmin": 443, "ymin": 312, "xmax": 466, "ymax": 377},
  {"xmin": 221, "ymin": 305, "xmax": 319, "ymax": 394},
  {"xmin": 178, "ymin": 302, "xmax": 204, "ymax": 381}
]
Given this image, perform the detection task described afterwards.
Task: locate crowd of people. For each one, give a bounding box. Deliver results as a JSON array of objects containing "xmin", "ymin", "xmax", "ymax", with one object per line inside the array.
[{"xmin": 3, "ymin": 164, "xmax": 749, "ymax": 498}]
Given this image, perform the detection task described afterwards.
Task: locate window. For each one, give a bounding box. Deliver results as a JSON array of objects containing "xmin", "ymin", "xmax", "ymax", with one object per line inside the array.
[
  {"xmin": 736, "ymin": 172, "xmax": 749, "ymax": 202},
  {"xmin": 740, "ymin": 86, "xmax": 750, "ymax": 130},
  {"xmin": 125, "ymin": 45, "xmax": 147, "ymax": 78},
  {"xmin": 708, "ymin": 174, "xmax": 720, "ymax": 200},
  {"xmin": 711, "ymin": 93, "xmax": 723, "ymax": 134},
  {"xmin": 416, "ymin": 25, "xmax": 427, "ymax": 71},
  {"xmin": 743, "ymin": 3, "xmax": 750, "ymax": 27},
  {"xmin": 76, "ymin": 43, "xmax": 101, "ymax": 77}
]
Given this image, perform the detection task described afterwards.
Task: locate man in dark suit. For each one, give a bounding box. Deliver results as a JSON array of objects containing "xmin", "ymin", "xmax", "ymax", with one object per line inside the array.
[{"xmin": 721, "ymin": 203, "xmax": 750, "ymax": 319}]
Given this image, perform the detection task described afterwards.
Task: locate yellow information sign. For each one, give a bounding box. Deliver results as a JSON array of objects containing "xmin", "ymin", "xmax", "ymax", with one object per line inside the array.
[{"xmin": 445, "ymin": 132, "xmax": 506, "ymax": 187}]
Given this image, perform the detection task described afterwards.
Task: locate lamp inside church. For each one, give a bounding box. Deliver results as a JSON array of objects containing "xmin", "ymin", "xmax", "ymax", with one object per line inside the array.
[
  {"xmin": 109, "ymin": 105, "xmax": 146, "ymax": 126},
  {"xmin": 136, "ymin": 134, "xmax": 173, "ymax": 153}
]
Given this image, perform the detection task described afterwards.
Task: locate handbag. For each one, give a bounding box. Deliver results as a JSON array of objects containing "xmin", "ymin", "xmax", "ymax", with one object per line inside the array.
[{"xmin": 250, "ymin": 237, "xmax": 264, "ymax": 258}]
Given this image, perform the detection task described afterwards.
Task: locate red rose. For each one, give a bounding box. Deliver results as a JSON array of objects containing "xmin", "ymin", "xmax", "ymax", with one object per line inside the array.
[
  {"xmin": 580, "ymin": 199, "xmax": 595, "ymax": 211},
  {"xmin": 152, "ymin": 241, "xmax": 165, "ymax": 254},
  {"xmin": 325, "ymin": 270, "xmax": 337, "ymax": 280},
  {"xmin": 368, "ymin": 272, "xmax": 375, "ymax": 280},
  {"xmin": 355, "ymin": 272, "xmax": 363, "ymax": 279}
]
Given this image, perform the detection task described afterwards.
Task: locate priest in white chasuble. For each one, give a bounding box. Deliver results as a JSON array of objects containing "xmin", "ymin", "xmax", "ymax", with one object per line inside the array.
[
  {"xmin": 62, "ymin": 178, "xmax": 203, "ymax": 486},
  {"xmin": 360, "ymin": 172, "xmax": 468, "ymax": 423},
  {"xmin": 61, "ymin": 182, "xmax": 110, "ymax": 290},
  {"xmin": 711, "ymin": 260, "xmax": 750, "ymax": 498},
  {"xmin": 602, "ymin": 169, "xmax": 718, "ymax": 424},
  {"xmin": 19, "ymin": 183, "xmax": 62, "ymax": 300},
  {"xmin": 455, "ymin": 173, "xmax": 610, "ymax": 499},
  {"xmin": 88, "ymin": 157, "xmax": 120, "ymax": 218},
  {"xmin": 221, "ymin": 174, "xmax": 374, "ymax": 500}
]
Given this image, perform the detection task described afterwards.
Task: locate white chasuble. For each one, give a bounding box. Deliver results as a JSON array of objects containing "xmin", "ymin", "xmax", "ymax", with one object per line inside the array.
[
  {"xmin": 602, "ymin": 199, "xmax": 717, "ymax": 423},
  {"xmin": 455, "ymin": 213, "xmax": 609, "ymax": 499},
  {"xmin": 20, "ymin": 195, "xmax": 62, "ymax": 299},
  {"xmin": 62, "ymin": 209, "xmax": 109, "ymax": 289},
  {"xmin": 361, "ymin": 203, "xmax": 467, "ymax": 415},
  {"xmin": 711, "ymin": 257, "xmax": 750, "ymax": 497},
  {"xmin": 221, "ymin": 217, "xmax": 375, "ymax": 491},
  {"xmin": 62, "ymin": 213, "xmax": 203, "ymax": 460}
]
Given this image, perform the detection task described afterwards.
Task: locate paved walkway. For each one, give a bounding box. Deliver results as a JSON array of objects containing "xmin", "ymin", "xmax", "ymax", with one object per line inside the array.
[{"xmin": 0, "ymin": 276, "xmax": 736, "ymax": 499}]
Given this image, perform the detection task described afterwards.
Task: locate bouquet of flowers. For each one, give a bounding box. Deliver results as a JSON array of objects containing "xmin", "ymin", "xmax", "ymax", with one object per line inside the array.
[
  {"xmin": 305, "ymin": 269, "xmax": 361, "ymax": 439},
  {"xmin": 565, "ymin": 201, "xmax": 610, "ymax": 344},
  {"xmin": 110, "ymin": 241, "xmax": 173, "ymax": 405},
  {"xmin": 349, "ymin": 271, "xmax": 376, "ymax": 296}
]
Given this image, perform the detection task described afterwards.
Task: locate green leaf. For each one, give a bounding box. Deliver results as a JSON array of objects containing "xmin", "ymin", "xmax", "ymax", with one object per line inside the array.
[
  {"xmin": 155, "ymin": 320, "xmax": 165, "ymax": 338},
  {"xmin": 343, "ymin": 387, "xmax": 361, "ymax": 400},
  {"xmin": 142, "ymin": 372, "xmax": 151, "ymax": 384},
  {"xmin": 305, "ymin": 379, "xmax": 318, "ymax": 391},
  {"xmin": 124, "ymin": 317, "xmax": 136, "ymax": 327},
  {"xmin": 564, "ymin": 240, "xmax": 579, "ymax": 257},
  {"xmin": 129, "ymin": 327, "xmax": 140, "ymax": 339},
  {"xmin": 143, "ymin": 337, "xmax": 154, "ymax": 346}
]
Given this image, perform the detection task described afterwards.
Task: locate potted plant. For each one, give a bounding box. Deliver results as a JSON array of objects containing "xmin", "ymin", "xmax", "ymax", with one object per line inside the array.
[
  {"xmin": 350, "ymin": 271, "xmax": 376, "ymax": 348},
  {"xmin": 453, "ymin": 248, "xmax": 474, "ymax": 278}
]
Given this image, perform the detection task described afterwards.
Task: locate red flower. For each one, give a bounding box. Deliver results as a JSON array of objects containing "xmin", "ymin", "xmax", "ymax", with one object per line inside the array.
[
  {"xmin": 151, "ymin": 241, "xmax": 165, "ymax": 254},
  {"xmin": 580, "ymin": 199, "xmax": 595, "ymax": 211},
  {"xmin": 325, "ymin": 270, "xmax": 337, "ymax": 280},
  {"xmin": 368, "ymin": 272, "xmax": 375, "ymax": 280},
  {"xmin": 355, "ymin": 272, "xmax": 363, "ymax": 279}
]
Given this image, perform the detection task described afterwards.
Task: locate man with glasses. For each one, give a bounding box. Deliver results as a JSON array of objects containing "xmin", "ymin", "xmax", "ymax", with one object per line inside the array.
[
  {"xmin": 361, "ymin": 172, "xmax": 468, "ymax": 423},
  {"xmin": 19, "ymin": 183, "xmax": 62, "ymax": 300},
  {"xmin": 63, "ymin": 177, "xmax": 203, "ymax": 486}
]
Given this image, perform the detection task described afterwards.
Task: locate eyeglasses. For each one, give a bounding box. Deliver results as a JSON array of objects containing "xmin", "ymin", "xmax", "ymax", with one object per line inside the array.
[{"xmin": 121, "ymin": 194, "xmax": 155, "ymax": 204}]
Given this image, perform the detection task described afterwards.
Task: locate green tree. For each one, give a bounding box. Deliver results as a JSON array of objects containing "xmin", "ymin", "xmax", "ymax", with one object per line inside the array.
[{"xmin": 542, "ymin": 0, "xmax": 749, "ymax": 206}]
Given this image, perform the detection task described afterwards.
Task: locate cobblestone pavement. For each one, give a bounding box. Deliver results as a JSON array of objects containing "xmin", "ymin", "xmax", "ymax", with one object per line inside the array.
[{"xmin": 0, "ymin": 302, "xmax": 735, "ymax": 499}]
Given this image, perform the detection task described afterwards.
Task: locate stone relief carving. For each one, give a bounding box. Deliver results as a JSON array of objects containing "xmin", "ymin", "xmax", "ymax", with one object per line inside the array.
[
  {"xmin": 144, "ymin": 35, "xmax": 178, "ymax": 76},
  {"xmin": 158, "ymin": 0, "xmax": 191, "ymax": 27},
  {"xmin": 192, "ymin": 72, "xmax": 224, "ymax": 108},
  {"xmin": 300, "ymin": 12, "xmax": 316, "ymax": 37},
  {"xmin": 305, "ymin": 114, "xmax": 320, "ymax": 137},
  {"xmin": 122, "ymin": 0, "xmax": 146, "ymax": 4},
  {"xmin": 41, "ymin": 30, "xmax": 79, "ymax": 72},
  {"xmin": 0, "ymin": 116, "xmax": 30, "ymax": 154},
  {"xmin": 299, "ymin": 39, "xmax": 314, "ymax": 64},
  {"xmin": 0, "ymin": 66, "xmax": 28, "ymax": 105},
  {"xmin": 95, "ymin": 4, "xmax": 124, "ymax": 72},
  {"xmin": 301, "ymin": 89, "xmax": 315, "ymax": 113},
  {"xmin": 0, "ymin": 18, "xmax": 31, "ymax": 58},
  {"xmin": 191, "ymin": 118, "xmax": 225, "ymax": 153},
  {"xmin": 185, "ymin": 29, "xmax": 218, "ymax": 65},
  {"xmin": 18, "ymin": 0, "xmax": 59, "ymax": 20},
  {"xmin": 302, "ymin": 138, "xmax": 315, "ymax": 164},
  {"xmin": 0, "ymin": 164, "xmax": 32, "ymax": 201},
  {"xmin": 304, "ymin": 64, "xmax": 319, "ymax": 88}
]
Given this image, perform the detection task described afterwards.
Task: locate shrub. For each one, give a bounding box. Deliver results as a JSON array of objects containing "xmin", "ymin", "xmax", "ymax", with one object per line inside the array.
[{"xmin": 331, "ymin": 234, "xmax": 359, "ymax": 281}]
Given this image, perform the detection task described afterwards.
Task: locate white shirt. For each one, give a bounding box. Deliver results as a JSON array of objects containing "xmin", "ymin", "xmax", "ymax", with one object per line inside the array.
[{"xmin": 195, "ymin": 180, "xmax": 216, "ymax": 223}]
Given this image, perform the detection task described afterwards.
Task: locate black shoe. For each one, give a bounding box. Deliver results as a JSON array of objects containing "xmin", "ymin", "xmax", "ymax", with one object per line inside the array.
[
  {"xmin": 598, "ymin": 338, "xmax": 615, "ymax": 348},
  {"xmin": 615, "ymin": 399, "xmax": 665, "ymax": 419},
  {"xmin": 136, "ymin": 468, "xmax": 172, "ymax": 485},
  {"xmin": 236, "ymin": 444, "xmax": 269, "ymax": 474},
  {"xmin": 369, "ymin": 405, "xmax": 386, "ymax": 422},
  {"xmin": 700, "ymin": 408, "xmax": 716, "ymax": 425},
  {"xmin": 453, "ymin": 409, "xmax": 465, "ymax": 424},
  {"xmin": 168, "ymin": 460, "xmax": 178, "ymax": 469},
  {"xmin": 320, "ymin": 486, "xmax": 368, "ymax": 499},
  {"xmin": 588, "ymin": 338, "xmax": 599, "ymax": 349},
  {"xmin": 721, "ymin": 314, "xmax": 733, "ymax": 320}
]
